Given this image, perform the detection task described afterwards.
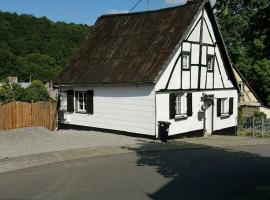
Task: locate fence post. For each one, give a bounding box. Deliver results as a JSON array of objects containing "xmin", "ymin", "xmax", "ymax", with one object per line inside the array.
[
  {"xmin": 261, "ymin": 116, "xmax": 264, "ymax": 137},
  {"xmin": 252, "ymin": 116, "xmax": 255, "ymax": 138}
]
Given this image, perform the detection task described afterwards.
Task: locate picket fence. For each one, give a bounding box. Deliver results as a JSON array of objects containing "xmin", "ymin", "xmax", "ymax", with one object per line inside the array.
[{"xmin": 0, "ymin": 101, "xmax": 57, "ymax": 131}]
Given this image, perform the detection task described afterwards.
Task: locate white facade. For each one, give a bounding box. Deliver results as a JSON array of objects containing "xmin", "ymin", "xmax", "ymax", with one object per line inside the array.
[
  {"xmin": 59, "ymin": 7, "xmax": 238, "ymax": 138},
  {"xmin": 60, "ymin": 84, "xmax": 156, "ymax": 136},
  {"xmin": 155, "ymin": 90, "xmax": 238, "ymax": 136}
]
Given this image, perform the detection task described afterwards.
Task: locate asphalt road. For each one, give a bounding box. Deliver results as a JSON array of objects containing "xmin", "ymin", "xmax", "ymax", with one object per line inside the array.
[{"xmin": 0, "ymin": 144, "xmax": 270, "ymax": 200}]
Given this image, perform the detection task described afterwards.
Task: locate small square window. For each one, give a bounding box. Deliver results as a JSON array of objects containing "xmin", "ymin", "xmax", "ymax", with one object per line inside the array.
[
  {"xmin": 182, "ymin": 53, "xmax": 190, "ymax": 69},
  {"xmin": 207, "ymin": 55, "xmax": 215, "ymax": 71}
]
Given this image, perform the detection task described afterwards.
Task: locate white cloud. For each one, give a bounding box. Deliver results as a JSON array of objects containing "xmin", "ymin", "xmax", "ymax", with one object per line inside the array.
[
  {"xmin": 165, "ymin": 0, "xmax": 186, "ymax": 5},
  {"xmin": 165, "ymin": 0, "xmax": 216, "ymax": 6},
  {"xmin": 106, "ymin": 9, "xmax": 129, "ymax": 14}
]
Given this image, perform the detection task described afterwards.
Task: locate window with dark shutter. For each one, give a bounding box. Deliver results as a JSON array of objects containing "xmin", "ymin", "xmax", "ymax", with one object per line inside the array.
[
  {"xmin": 217, "ymin": 98, "xmax": 221, "ymax": 117},
  {"xmin": 229, "ymin": 97, "xmax": 234, "ymax": 115},
  {"xmin": 187, "ymin": 93, "xmax": 193, "ymax": 116},
  {"xmin": 67, "ymin": 90, "xmax": 74, "ymax": 112},
  {"xmin": 169, "ymin": 93, "xmax": 176, "ymax": 119},
  {"xmin": 86, "ymin": 90, "xmax": 94, "ymax": 114}
]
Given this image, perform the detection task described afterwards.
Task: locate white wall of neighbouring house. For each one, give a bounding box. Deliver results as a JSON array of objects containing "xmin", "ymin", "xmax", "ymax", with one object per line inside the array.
[
  {"xmin": 155, "ymin": 90, "xmax": 238, "ymax": 136},
  {"xmin": 60, "ymin": 84, "xmax": 156, "ymax": 136}
]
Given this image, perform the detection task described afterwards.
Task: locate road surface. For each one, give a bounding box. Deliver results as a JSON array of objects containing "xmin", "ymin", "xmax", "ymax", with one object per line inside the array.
[{"xmin": 0, "ymin": 144, "xmax": 270, "ymax": 200}]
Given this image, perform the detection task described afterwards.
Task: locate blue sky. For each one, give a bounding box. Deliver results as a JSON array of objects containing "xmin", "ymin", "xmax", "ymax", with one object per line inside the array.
[
  {"xmin": 0, "ymin": 0, "xmax": 189, "ymax": 25},
  {"xmin": 0, "ymin": 0, "xmax": 215, "ymax": 25}
]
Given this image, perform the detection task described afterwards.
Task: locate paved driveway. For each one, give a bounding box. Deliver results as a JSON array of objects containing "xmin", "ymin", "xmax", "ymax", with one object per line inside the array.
[
  {"xmin": 1, "ymin": 127, "xmax": 270, "ymax": 175},
  {"xmin": 0, "ymin": 127, "xmax": 151, "ymax": 159}
]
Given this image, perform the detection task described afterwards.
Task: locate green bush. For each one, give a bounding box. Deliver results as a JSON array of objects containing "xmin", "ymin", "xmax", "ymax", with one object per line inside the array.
[
  {"xmin": 0, "ymin": 79, "xmax": 51, "ymax": 103},
  {"xmin": 253, "ymin": 111, "xmax": 267, "ymax": 119},
  {"xmin": 25, "ymin": 80, "xmax": 50, "ymax": 102}
]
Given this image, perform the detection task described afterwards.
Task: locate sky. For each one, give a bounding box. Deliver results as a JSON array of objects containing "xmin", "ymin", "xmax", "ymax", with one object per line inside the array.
[{"xmin": 0, "ymin": 0, "xmax": 215, "ymax": 25}]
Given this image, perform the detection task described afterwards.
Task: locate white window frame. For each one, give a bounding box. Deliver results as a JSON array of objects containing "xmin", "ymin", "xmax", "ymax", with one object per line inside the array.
[
  {"xmin": 220, "ymin": 98, "xmax": 229, "ymax": 116},
  {"xmin": 77, "ymin": 91, "xmax": 87, "ymax": 113},
  {"xmin": 182, "ymin": 52, "xmax": 191, "ymax": 70},
  {"xmin": 175, "ymin": 93, "xmax": 187, "ymax": 117}
]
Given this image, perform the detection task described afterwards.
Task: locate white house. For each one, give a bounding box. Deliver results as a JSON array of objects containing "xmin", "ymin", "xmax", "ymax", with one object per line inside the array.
[{"xmin": 58, "ymin": 0, "xmax": 239, "ymax": 138}]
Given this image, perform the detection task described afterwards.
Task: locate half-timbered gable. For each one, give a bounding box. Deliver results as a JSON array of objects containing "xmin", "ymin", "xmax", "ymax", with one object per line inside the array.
[{"xmin": 155, "ymin": 6, "xmax": 235, "ymax": 91}]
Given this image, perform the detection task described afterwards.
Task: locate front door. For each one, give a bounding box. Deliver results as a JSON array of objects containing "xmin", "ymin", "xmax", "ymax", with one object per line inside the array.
[{"xmin": 204, "ymin": 95, "xmax": 214, "ymax": 136}]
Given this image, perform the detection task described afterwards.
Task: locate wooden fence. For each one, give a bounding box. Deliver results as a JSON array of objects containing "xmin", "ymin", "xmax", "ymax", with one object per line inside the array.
[{"xmin": 0, "ymin": 101, "xmax": 57, "ymax": 131}]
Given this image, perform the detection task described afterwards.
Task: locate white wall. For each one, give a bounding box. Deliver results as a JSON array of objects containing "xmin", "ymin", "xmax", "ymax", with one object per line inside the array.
[
  {"xmin": 60, "ymin": 84, "xmax": 156, "ymax": 136},
  {"xmin": 156, "ymin": 90, "xmax": 238, "ymax": 136}
]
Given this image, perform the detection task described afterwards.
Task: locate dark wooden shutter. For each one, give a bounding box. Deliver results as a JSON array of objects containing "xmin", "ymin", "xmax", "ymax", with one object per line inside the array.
[
  {"xmin": 217, "ymin": 98, "xmax": 221, "ymax": 117},
  {"xmin": 169, "ymin": 93, "xmax": 176, "ymax": 119},
  {"xmin": 86, "ymin": 90, "xmax": 94, "ymax": 114},
  {"xmin": 187, "ymin": 93, "xmax": 193, "ymax": 117},
  {"xmin": 67, "ymin": 90, "xmax": 74, "ymax": 112},
  {"xmin": 229, "ymin": 97, "xmax": 234, "ymax": 115}
]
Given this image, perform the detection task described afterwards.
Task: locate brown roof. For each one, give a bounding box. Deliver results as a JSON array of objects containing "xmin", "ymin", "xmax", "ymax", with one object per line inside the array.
[{"xmin": 59, "ymin": 0, "xmax": 204, "ymax": 85}]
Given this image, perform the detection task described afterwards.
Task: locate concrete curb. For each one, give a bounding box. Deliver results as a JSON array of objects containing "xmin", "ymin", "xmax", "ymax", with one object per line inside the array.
[{"xmin": 0, "ymin": 142, "xmax": 207, "ymax": 174}]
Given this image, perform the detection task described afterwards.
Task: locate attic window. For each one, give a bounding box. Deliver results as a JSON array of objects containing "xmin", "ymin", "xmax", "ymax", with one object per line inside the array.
[
  {"xmin": 182, "ymin": 52, "xmax": 191, "ymax": 70},
  {"xmin": 239, "ymin": 82, "xmax": 244, "ymax": 94},
  {"xmin": 207, "ymin": 55, "xmax": 215, "ymax": 71}
]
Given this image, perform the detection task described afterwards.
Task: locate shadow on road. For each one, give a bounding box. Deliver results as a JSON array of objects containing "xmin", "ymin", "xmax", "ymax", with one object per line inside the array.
[{"xmin": 125, "ymin": 141, "xmax": 270, "ymax": 200}]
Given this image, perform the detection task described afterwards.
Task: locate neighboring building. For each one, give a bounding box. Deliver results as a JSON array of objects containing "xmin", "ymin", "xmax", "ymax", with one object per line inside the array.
[
  {"xmin": 58, "ymin": 0, "xmax": 239, "ymax": 138},
  {"xmin": 46, "ymin": 81, "xmax": 58, "ymax": 100},
  {"xmin": 233, "ymin": 66, "xmax": 270, "ymax": 118},
  {"xmin": 7, "ymin": 76, "xmax": 18, "ymax": 85}
]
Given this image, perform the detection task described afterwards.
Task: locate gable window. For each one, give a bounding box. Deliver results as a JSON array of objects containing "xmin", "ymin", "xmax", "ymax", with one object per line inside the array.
[
  {"xmin": 207, "ymin": 55, "xmax": 215, "ymax": 71},
  {"xmin": 182, "ymin": 52, "xmax": 191, "ymax": 70},
  {"xmin": 239, "ymin": 82, "xmax": 244, "ymax": 95},
  {"xmin": 77, "ymin": 91, "xmax": 87, "ymax": 112}
]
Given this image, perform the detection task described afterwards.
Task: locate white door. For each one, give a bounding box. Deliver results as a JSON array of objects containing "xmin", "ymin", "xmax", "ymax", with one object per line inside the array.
[
  {"xmin": 204, "ymin": 95, "xmax": 214, "ymax": 136},
  {"xmin": 205, "ymin": 104, "xmax": 213, "ymax": 135}
]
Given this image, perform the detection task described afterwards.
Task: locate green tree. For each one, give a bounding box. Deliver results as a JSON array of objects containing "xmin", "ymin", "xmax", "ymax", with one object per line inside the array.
[
  {"xmin": 215, "ymin": 0, "xmax": 270, "ymax": 106},
  {"xmin": 18, "ymin": 53, "xmax": 61, "ymax": 82},
  {"xmin": 0, "ymin": 11, "xmax": 90, "ymax": 82}
]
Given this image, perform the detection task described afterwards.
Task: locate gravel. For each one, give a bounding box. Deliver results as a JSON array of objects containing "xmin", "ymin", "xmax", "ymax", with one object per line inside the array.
[{"xmin": 0, "ymin": 127, "xmax": 151, "ymax": 159}]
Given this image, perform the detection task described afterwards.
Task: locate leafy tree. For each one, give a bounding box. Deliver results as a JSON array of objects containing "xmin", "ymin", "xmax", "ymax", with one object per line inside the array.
[
  {"xmin": 18, "ymin": 53, "xmax": 61, "ymax": 82},
  {"xmin": 0, "ymin": 11, "xmax": 90, "ymax": 82},
  {"xmin": 215, "ymin": 0, "xmax": 270, "ymax": 106}
]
